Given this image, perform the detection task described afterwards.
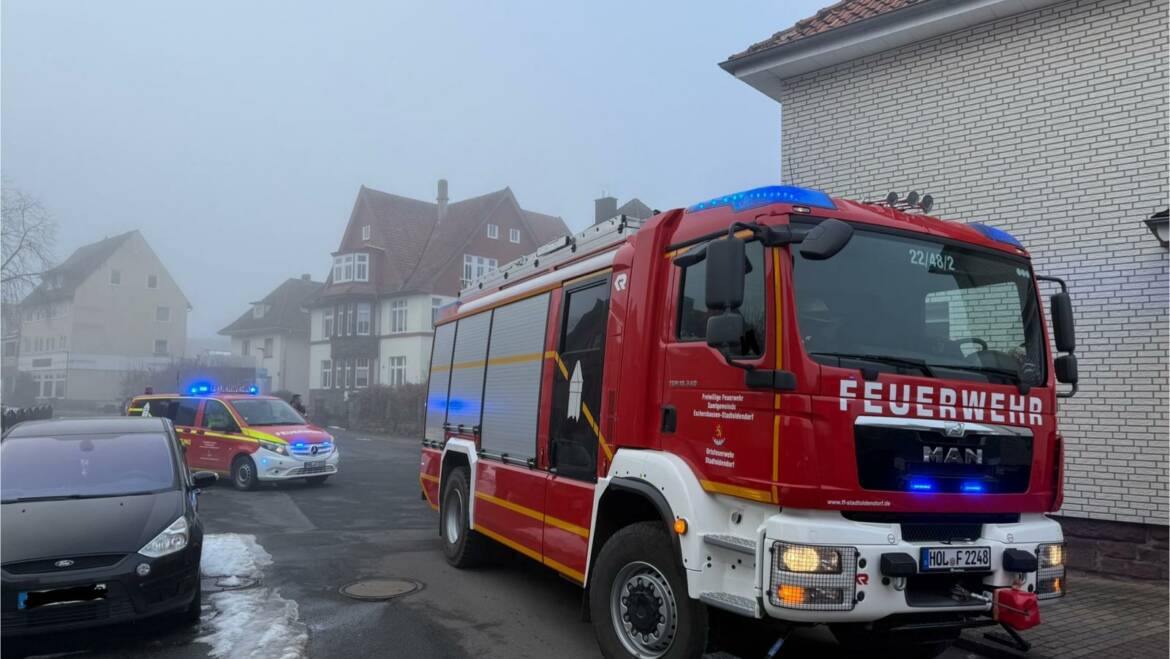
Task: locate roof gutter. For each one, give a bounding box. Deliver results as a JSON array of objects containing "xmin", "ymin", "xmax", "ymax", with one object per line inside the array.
[{"xmin": 720, "ymin": 0, "xmax": 1072, "ymax": 101}]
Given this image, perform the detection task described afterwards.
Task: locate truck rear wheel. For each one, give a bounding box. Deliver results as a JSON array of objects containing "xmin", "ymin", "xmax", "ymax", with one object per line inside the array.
[
  {"xmin": 589, "ymin": 521, "xmax": 708, "ymax": 659},
  {"xmin": 439, "ymin": 466, "xmax": 492, "ymax": 568}
]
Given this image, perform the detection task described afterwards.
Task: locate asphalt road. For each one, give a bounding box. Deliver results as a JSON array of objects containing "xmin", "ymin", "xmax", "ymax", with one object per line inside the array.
[{"xmin": 6, "ymin": 429, "xmax": 981, "ymax": 659}]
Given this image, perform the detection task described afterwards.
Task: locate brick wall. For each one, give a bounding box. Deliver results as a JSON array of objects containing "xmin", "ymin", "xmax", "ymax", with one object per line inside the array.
[{"xmin": 777, "ymin": 0, "xmax": 1168, "ymax": 527}]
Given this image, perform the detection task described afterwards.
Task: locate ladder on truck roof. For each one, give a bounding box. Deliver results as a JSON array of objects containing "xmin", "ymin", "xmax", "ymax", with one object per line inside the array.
[{"xmin": 460, "ymin": 214, "xmax": 645, "ymax": 296}]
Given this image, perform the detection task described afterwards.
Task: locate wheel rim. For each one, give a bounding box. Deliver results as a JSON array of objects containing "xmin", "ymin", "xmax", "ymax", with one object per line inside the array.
[
  {"xmin": 444, "ymin": 488, "xmax": 463, "ymax": 544},
  {"xmin": 236, "ymin": 462, "xmax": 252, "ymax": 486},
  {"xmin": 610, "ymin": 561, "xmax": 678, "ymax": 659}
]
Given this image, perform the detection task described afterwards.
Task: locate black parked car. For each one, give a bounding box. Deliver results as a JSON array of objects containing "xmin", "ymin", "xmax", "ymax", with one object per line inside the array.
[{"xmin": 1, "ymin": 417, "xmax": 217, "ymax": 636}]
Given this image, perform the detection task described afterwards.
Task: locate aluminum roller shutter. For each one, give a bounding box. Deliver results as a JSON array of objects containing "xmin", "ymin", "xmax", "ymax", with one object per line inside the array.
[
  {"xmin": 424, "ymin": 322, "xmax": 456, "ymax": 442},
  {"xmin": 480, "ymin": 293, "xmax": 550, "ymax": 460},
  {"xmin": 446, "ymin": 313, "xmax": 491, "ymax": 429}
]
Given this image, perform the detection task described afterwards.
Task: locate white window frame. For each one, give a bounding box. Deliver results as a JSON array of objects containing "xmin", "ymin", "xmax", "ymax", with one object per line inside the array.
[
  {"xmin": 321, "ymin": 360, "xmax": 332, "ymax": 388},
  {"xmin": 242, "ymin": 339, "xmax": 251, "ymax": 356},
  {"xmin": 333, "ymin": 256, "xmax": 345, "ymax": 282},
  {"xmin": 156, "ymin": 306, "xmax": 171, "ymax": 322},
  {"xmin": 263, "ymin": 337, "xmax": 274, "ymax": 358},
  {"xmin": 509, "ymin": 228, "xmax": 521, "ymax": 244},
  {"xmin": 355, "ymin": 253, "xmax": 369, "ymax": 282},
  {"xmin": 361, "ymin": 224, "xmax": 371, "ymax": 241},
  {"xmin": 387, "ymin": 355, "xmax": 407, "ymax": 387},
  {"xmin": 487, "ymin": 223, "xmax": 499, "ymax": 239},
  {"xmin": 357, "ymin": 303, "xmax": 372, "ymax": 335},
  {"xmin": 110, "ymin": 269, "xmax": 121, "ymax": 285},
  {"xmin": 342, "ymin": 254, "xmax": 354, "ymax": 282},
  {"xmin": 391, "ymin": 299, "xmax": 408, "ymax": 333},
  {"xmin": 462, "ymin": 254, "xmax": 498, "ymax": 288},
  {"xmin": 323, "ymin": 308, "xmax": 333, "ymax": 338},
  {"xmin": 355, "ymin": 358, "xmax": 370, "ymax": 388},
  {"xmin": 146, "ymin": 274, "xmax": 159, "ymax": 289}
]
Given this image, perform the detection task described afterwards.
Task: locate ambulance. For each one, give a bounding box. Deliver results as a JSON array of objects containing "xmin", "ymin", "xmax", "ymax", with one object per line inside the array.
[
  {"xmin": 128, "ymin": 386, "xmax": 339, "ymax": 490},
  {"xmin": 419, "ymin": 185, "xmax": 1078, "ymax": 658}
]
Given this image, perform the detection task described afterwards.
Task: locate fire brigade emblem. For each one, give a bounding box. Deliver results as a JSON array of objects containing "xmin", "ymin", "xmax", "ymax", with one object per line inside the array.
[{"xmin": 713, "ymin": 424, "xmax": 726, "ymax": 446}]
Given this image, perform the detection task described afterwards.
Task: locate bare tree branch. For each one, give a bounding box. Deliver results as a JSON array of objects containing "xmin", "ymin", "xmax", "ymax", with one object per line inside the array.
[{"xmin": 1, "ymin": 182, "xmax": 57, "ymax": 307}]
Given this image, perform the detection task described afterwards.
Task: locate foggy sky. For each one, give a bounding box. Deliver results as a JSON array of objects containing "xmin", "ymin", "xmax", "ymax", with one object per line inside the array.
[{"xmin": 2, "ymin": 0, "xmax": 826, "ymax": 340}]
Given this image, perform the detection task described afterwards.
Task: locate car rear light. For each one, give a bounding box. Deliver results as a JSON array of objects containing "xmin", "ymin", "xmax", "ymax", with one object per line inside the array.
[
  {"xmin": 769, "ymin": 541, "xmax": 857, "ymax": 611},
  {"xmin": 1036, "ymin": 542, "xmax": 1065, "ymax": 600}
]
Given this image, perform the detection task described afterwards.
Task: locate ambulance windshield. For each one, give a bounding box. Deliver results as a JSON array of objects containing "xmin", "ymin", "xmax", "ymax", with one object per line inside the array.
[{"xmin": 791, "ymin": 226, "xmax": 1046, "ymax": 386}]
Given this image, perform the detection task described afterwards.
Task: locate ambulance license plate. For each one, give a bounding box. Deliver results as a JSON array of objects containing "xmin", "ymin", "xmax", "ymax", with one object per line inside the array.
[
  {"xmin": 920, "ymin": 546, "xmax": 991, "ymax": 571},
  {"xmin": 18, "ymin": 583, "xmax": 107, "ymax": 610},
  {"xmin": 305, "ymin": 461, "xmax": 324, "ymax": 470}
]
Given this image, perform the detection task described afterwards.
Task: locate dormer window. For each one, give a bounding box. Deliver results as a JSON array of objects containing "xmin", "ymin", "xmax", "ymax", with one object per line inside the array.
[
  {"xmin": 487, "ymin": 224, "xmax": 499, "ymax": 239},
  {"xmin": 252, "ymin": 304, "xmax": 270, "ymax": 319},
  {"xmin": 332, "ymin": 253, "xmax": 370, "ymax": 284},
  {"xmin": 362, "ymin": 225, "xmax": 371, "ymax": 241}
]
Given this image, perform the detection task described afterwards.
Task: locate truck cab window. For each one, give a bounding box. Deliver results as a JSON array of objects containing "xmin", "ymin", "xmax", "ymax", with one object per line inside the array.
[
  {"xmin": 676, "ymin": 240, "xmax": 766, "ymax": 357},
  {"xmin": 550, "ymin": 278, "xmax": 611, "ymax": 481}
]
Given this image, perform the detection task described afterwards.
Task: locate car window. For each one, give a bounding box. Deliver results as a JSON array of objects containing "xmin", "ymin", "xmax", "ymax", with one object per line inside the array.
[
  {"xmin": 200, "ymin": 401, "xmax": 239, "ymax": 433},
  {"xmin": 229, "ymin": 399, "xmax": 305, "ymax": 426},
  {"xmin": 1, "ymin": 433, "xmax": 177, "ymax": 502}
]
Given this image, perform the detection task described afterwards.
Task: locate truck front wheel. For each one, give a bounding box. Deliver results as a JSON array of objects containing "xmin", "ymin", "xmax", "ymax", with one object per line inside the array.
[{"xmin": 589, "ymin": 521, "xmax": 708, "ymax": 659}]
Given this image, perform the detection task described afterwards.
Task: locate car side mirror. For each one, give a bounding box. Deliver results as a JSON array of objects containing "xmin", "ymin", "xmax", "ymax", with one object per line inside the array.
[
  {"xmin": 1051, "ymin": 291, "xmax": 1075, "ymax": 353},
  {"xmin": 192, "ymin": 471, "xmax": 218, "ymax": 489},
  {"xmin": 798, "ymin": 218, "xmax": 853, "ymax": 260}
]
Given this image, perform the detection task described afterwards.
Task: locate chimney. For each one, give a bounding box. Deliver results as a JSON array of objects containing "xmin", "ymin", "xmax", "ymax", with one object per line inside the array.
[
  {"xmin": 301, "ymin": 273, "xmax": 311, "ymax": 281},
  {"xmin": 437, "ymin": 179, "xmax": 449, "ymax": 222},
  {"xmin": 595, "ymin": 195, "xmax": 618, "ymax": 225}
]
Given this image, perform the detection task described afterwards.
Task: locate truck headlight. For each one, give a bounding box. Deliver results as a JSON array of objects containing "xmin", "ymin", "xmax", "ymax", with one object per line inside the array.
[
  {"xmin": 770, "ymin": 542, "xmax": 857, "ymax": 611},
  {"xmin": 259, "ymin": 440, "xmax": 289, "ymax": 456},
  {"xmin": 1036, "ymin": 543, "xmax": 1065, "ymax": 599},
  {"xmin": 139, "ymin": 517, "xmax": 189, "ymax": 558}
]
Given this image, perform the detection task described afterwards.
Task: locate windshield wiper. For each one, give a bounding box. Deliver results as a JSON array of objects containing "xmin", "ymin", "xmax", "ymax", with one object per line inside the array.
[
  {"xmin": 809, "ymin": 352, "xmax": 935, "ymax": 378},
  {"xmin": 1, "ymin": 494, "xmax": 85, "ymax": 504},
  {"xmin": 928, "ymin": 363, "xmax": 1022, "ymax": 382}
]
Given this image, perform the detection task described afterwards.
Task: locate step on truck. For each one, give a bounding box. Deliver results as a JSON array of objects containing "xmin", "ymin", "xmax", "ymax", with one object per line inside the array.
[{"xmin": 418, "ymin": 185, "xmax": 1078, "ymax": 658}]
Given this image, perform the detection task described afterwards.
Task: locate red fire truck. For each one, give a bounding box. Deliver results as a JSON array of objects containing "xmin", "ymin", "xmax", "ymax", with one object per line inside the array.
[{"xmin": 418, "ymin": 185, "xmax": 1077, "ymax": 658}]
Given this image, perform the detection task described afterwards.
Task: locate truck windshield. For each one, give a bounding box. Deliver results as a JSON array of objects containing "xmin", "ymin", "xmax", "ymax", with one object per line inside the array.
[{"xmin": 791, "ymin": 225, "xmax": 1046, "ymax": 386}]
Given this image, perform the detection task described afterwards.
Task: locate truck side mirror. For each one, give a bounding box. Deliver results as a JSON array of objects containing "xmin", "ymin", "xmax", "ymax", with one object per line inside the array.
[
  {"xmin": 798, "ymin": 218, "xmax": 853, "ymax": 260},
  {"xmin": 1050, "ymin": 292, "xmax": 1075, "ymax": 353},
  {"xmin": 706, "ymin": 313, "xmax": 745, "ymax": 351},
  {"xmin": 704, "ymin": 238, "xmax": 746, "ymax": 311},
  {"xmin": 1054, "ymin": 354, "xmax": 1078, "ymax": 385}
]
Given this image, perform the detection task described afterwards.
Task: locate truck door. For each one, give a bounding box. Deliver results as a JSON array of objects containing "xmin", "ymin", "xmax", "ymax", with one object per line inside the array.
[
  {"xmin": 544, "ymin": 275, "xmax": 611, "ymax": 582},
  {"xmin": 661, "ymin": 239, "xmax": 777, "ymax": 504}
]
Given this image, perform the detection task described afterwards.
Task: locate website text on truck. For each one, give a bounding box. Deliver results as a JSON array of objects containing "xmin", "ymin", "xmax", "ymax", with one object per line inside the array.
[{"xmin": 418, "ymin": 185, "xmax": 1078, "ymax": 658}]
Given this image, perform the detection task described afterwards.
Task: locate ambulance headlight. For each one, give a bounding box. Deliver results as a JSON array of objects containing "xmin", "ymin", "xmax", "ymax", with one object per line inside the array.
[
  {"xmin": 139, "ymin": 517, "xmax": 189, "ymax": 558},
  {"xmin": 259, "ymin": 440, "xmax": 289, "ymax": 456}
]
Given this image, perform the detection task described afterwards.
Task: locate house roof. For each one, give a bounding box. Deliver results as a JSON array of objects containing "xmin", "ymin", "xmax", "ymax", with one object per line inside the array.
[
  {"xmin": 309, "ymin": 185, "xmax": 569, "ymax": 302},
  {"xmin": 20, "ymin": 231, "xmax": 138, "ymax": 307},
  {"xmin": 219, "ymin": 277, "xmax": 324, "ymax": 336},
  {"xmin": 727, "ymin": 0, "xmax": 922, "ymax": 61},
  {"xmin": 616, "ymin": 198, "xmax": 654, "ymax": 220}
]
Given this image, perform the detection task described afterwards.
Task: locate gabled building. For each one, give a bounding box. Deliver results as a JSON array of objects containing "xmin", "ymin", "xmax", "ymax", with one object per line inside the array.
[
  {"xmin": 306, "ymin": 180, "xmax": 569, "ymax": 414},
  {"xmin": 219, "ymin": 274, "xmax": 323, "ymax": 395},
  {"xmin": 17, "ymin": 230, "xmax": 190, "ymax": 407},
  {"xmin": 721, "ymin": 0, "xmax": 1168, "ymax": 576},
  {"xmin": 593, "ymin": 195, "xmax": 654, "ymax": 225}
]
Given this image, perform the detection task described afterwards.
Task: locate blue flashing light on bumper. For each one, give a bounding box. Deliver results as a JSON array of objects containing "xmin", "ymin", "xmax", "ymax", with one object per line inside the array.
[
  {"xmin": 686, "ymin": 185, "xmax": 836, "ymax": 214},
  {"xmin": 909, "ymin": 479, "xmax": 935, "ymax": 492}
]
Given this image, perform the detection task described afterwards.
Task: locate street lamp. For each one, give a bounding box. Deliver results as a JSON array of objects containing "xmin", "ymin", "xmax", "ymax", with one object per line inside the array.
[{"xmin": 1146, "ymin": 209, "xmax": 1168, "ymax": 249}]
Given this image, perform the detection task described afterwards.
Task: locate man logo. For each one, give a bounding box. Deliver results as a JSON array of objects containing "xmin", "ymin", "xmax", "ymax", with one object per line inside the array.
[
  {"xmin": 944, "ymin": 422, "xmax": 966, "ymax": 437},
  {"xmin": 923, "ymin": 446, "xmax": 983, "ymax": 465},
  {"xmin": 54, "ymin": 559, "xmax": 75, "ymax": 568}
]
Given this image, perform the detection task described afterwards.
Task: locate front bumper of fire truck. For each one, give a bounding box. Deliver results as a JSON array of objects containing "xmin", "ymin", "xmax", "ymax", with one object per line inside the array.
[{"xmin": 750, "ymin": 510, "xmax": 1064, "ymax": 623}]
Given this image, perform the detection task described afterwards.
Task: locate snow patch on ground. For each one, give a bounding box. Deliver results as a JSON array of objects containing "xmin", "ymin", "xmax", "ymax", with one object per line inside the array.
[{"xmin": 199, "ymin": 533, "xmax": 307, "ymax": 659}]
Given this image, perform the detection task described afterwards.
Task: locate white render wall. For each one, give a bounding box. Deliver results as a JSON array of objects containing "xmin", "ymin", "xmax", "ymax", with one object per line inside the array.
[{"xmin": 775, "ymin": 0, "xmax": 1168, "ymax": 525}]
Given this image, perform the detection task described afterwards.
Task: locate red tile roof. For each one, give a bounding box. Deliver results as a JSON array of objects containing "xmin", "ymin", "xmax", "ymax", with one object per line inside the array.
[
  {"xmin": 219, "ymin": 277, "xmax": 323, "ymax": 336},
  {"xmin": 728, "ymin": 0, "xmax": 923, "ymax": 61}
]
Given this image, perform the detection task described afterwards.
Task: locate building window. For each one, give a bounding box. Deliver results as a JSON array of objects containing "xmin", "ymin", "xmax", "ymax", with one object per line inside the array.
[
  {"xmin": 263, "ymin": 337, "xmax": 274, "ymax": 358},
  {"xmin": 333, "ymin": 256, "xmax": 344, "ymax": 282},
  {"xmin": 242, "ymin": 339, "xmax": 251, "ymax": 356},
  {"xmin": 387, "ymin": 356, "xmax": 407, "ymax": 386},
  {"xmin": 156, "ymin": 306, "xmax": 171, "ymax": 322},
  {"xmin": 321, "ymin": 360, "xmax": 332, "ymax": 388},
  {"xmin": 487, "ymin": 223, "xmax": 499, "ymax": 239},
  {"xmin": 357, "ymin": 303, "xmax": 372, "ymax": 335},
  {"xmin": 431, "ymin": 297, "xmax": 442, "ymax": 326},
  {"xmin": 355, "ymin": 358, "xmax": 370, "ymax": 388},
  {"xmin": 345, "ymin": 361, "xmax": 354, "ymax": 388},
  {"xmin": 153, "ymin": 339, "xmax": 169, "ymax": 356},
  {"xmin": 47, "ymin": 337, "xmax": 55, "ymax": 351},
  {"xmin": 462, "ymin": 254, "xmax": 498, "ymax": 287},
  {"xmin": 110, "ymin": 269, "xmax": 121, "ymax": 285},
  {"xmin": 391, "ymin": 299, "xmax": 408, "ymax": 333},
  {"xmin": 333, "ymin": 361, "xmax": 341, "ymax": 388},
  {"xmin": 355, "ymin": 253, "xmax": 369, "ymax": 282},
  {"xmin": 324, "ymin": 308, "xmax": 334, "ymax": 338},
  {"xmin": 510, "ymin": 228, "xmax": 521, "ymax": 244},
  {"xmin": 35, "ymin": 337, "xmax": 43, "ymax": 352},
  {"xmin": 146, "ymin": 274, "xmax": 158, "ymax": 289},
  {"xmin": 59, "ymin": 335, "xmax": 67, "ymax": 350},
  {"xmin": 343, "ymin": 255, "xmax": 354, "ymax": 281},
  {"xmin": 347, "ymin": 303, "xmax": 356, "ymax": 335},
  {"xmin": 362, "ymin": 224, "xmax": 371, "ymax": 241}
]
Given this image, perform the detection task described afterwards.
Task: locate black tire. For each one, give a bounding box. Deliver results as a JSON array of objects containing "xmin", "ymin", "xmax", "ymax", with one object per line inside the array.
[
  {"xmin": 305, "ymin": 475, "xmax": 330, "ymax": 486},
  {"xmin": 830, "ymin": 623, "xmax": 956, "ymax": 659},
  {"xmin": 439, "ymin": 467, "xmax": 492, "ymax": 567},
  {"xmin": 589, "ymin": 521, "xmax": 708, "ymax": 659},
  {"xmin": 231, "ymin": 455, "xmax": 257, "ymax": 491},
  {"xmin": 178, "ymin": 580, "xmax": 202, "ymax": 624}
]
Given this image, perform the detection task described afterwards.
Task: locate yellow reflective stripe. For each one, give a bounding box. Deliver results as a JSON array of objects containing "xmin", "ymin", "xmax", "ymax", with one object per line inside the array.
[
  {"xmin": 435, "ymin": 352, "xmax": 545, "ymax": 374},
  {"xmin": 128, "ymin": 408, "xmax": 143, "ymax": 413},
  {"xmin": 700, "ymin": 479, "xmax": 775, "ymax": 503},
  {"xmin": 475, "ymin": 491, "xmax": 589, "ymax": 539},
  {"xmin": 472, "ymin": 523, "xmax": 584, "ymax": 584},
  {"xmin": 420, "ymin": 473, "xmax": 440, "ymax": 483},
  {"xmin": 241, "ymin": 428, "xmax": 286, "ymax": 444},
  {"xmin": 542, "ymin": 555, "xmax": 585, "ymax": 584},
  {"xmin": 546, "ymin": 351, "xmax": 569, "ymax": 380},
  {"xmin": 203, "ymin": 431, "xmax": 257, "ymax": 443},
  {"xmin": 580, "ymin": 403, "xmax": 614, "ymax": 461},
  {"xmin": 419, "ymin": 474, "xmax": 439, "ymax": 510}
]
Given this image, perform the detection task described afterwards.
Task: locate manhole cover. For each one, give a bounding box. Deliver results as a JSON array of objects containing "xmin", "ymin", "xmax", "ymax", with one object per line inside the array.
[{"xmin": 339, "ymin": 578, "xmax": 423, "ymax": 601}]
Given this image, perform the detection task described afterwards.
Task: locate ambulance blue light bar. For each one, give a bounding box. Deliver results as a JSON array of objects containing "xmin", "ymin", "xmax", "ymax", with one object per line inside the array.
[
  {"xmin": 969, "ymin": 222, "xmax": 1025, "ymax": 249},
  {"xmin": 188, "ymin": 382, "xmax": 212, "ymax": 395},
  {"xmin": 686, "ymin": 185, "xmax": 836, "ymax": 214}
]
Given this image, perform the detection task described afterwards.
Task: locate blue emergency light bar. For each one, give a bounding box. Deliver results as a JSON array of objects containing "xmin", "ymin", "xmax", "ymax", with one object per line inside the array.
[
  {"xmin": 186, "ymin": 382, "xmax": 259, "ymax": 395},
  {"xmin": 188, "ymin": 383, "xmax": 212, "ymax": 395},
  {"xmin": 908, "ymin": 479, "xmax": 935, "ymax": 492},
  {"xmin": 969, "ymin": 222, "xmax": 1025, "ymax": 249},
  {"xmin": 961, "ymin": 482, "xmax": 986, "ymax": 493},
  {"xmin": 686, "ymin": 185, "xmax": 836, "ymax": 214}
]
